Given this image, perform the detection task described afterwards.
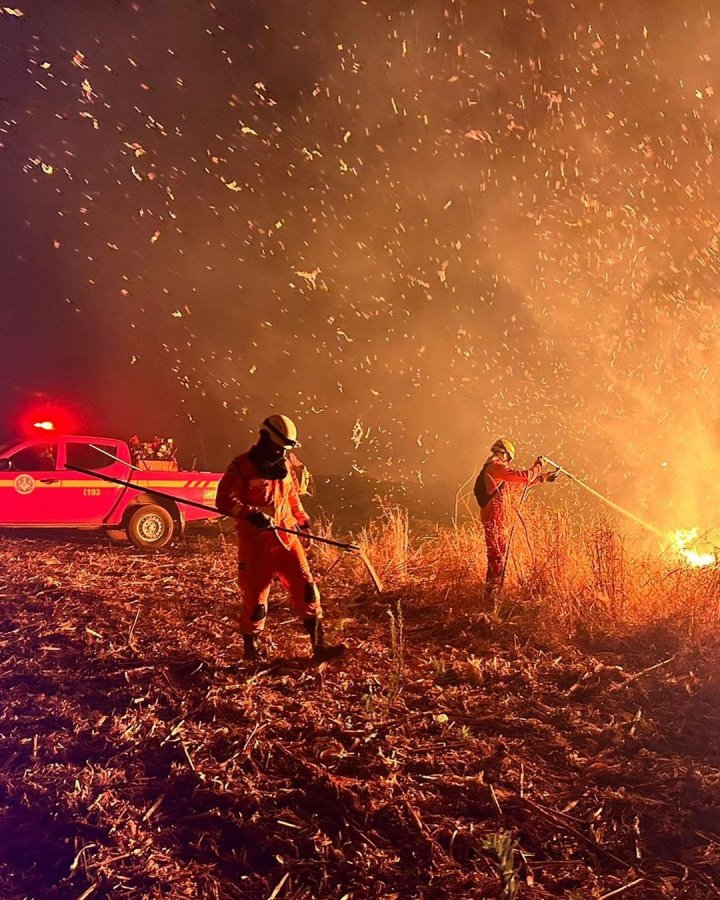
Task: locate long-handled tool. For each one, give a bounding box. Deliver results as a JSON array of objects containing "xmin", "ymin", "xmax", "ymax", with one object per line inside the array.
[
  {"xmin": 65, "ymin": 463, "xmax": 384, "ymax": 592},
  {"xmin": 541, "ymin": 455, "xmax": 666, "ymax": 539}
]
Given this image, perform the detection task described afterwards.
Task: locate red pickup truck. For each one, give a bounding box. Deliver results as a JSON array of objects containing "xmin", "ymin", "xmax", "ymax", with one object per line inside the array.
[{"xmin": 0, "ymin": 434, "xmax": 223, "ymax": 548}]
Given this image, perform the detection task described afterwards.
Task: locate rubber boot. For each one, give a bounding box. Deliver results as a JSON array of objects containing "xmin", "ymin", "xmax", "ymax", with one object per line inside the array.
[
  {"xmin": 303, "ymin": 617, "xmax": 345, "ymax": 662},
  {"xmin": 243, "ymin": 634, "xmax": 260, "ymax": 661}
]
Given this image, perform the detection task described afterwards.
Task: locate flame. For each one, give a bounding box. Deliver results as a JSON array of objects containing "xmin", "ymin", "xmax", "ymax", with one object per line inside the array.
[
  {"xmin": 669, "ymin": 529, "xmax": 716, "ymax": 568},
  {"xmin": 33, "ymin": 420, "xmax": 55, "ymax": 431}
]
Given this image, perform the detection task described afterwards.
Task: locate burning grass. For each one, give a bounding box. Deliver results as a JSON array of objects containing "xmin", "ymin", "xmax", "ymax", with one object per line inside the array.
[{"xmin": 0, "ymin": 503, "xmax": 718, "ymax": 898}]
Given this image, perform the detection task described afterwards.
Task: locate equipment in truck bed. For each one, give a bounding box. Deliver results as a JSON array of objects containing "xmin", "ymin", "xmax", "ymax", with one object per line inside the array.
[{"xmin": 129, "ymin": 435, "xmax": 179, "ymax": 471}]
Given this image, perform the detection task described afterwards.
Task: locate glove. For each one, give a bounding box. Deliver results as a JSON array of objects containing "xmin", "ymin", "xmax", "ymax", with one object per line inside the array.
[
  {"xmin": 542, "ymin": 469, "xmax": 559, "ymax": 483},
  {"xmin": 297, "ymin": 521, "xmax": 312, "ymax": 536},
  {"xmin": 246, "ymin": 510, "xmax": 274, "ymax": 529},
  {"xmin": 534, "ymin": 456, "xmax": 544, "ymax": 468}
]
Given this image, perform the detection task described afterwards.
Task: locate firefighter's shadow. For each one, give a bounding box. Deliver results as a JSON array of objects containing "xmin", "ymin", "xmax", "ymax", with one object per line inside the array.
[
  {"xmin": 0, "ymin": 798, "xmax": 106, "ymax": 896},
  {"xmin": 214, "ymin": 655, "xmax": 318, "ymax": 679},
  {"xmin": 136, "ymin": 771, "xmax": 302, "ymax": 880}
]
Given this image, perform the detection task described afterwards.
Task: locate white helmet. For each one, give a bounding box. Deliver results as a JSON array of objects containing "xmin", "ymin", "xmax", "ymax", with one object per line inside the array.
[{"xmin": 261, "ymin": 414, "xmax": 300, "ymax": 448}]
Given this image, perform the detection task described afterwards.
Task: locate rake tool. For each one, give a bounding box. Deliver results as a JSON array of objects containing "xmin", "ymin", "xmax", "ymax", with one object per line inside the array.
[{"xmin": 65, "ymin": 463, "xmax": 384, "ymax": 592}]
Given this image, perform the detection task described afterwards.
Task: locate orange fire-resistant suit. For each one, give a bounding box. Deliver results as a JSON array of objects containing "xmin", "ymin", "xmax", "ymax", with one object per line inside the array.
[
  {"xmin": 474, "ymin": 455, "xmax": 544, "ymax": 598},
  {"xmin": 215, "ymin": 452, "xmax": 321, "ymax": 636}
]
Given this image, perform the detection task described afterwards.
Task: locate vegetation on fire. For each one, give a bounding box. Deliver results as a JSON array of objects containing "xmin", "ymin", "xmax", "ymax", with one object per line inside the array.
[{"xmin": 0, "ymin": 495, "xmax": 718, "ymax": 898}]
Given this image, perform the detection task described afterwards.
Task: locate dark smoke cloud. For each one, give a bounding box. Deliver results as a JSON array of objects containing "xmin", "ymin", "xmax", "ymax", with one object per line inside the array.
[{"xmin": 1, "ymin": 0, "xmax": 719, "ymax": 533}]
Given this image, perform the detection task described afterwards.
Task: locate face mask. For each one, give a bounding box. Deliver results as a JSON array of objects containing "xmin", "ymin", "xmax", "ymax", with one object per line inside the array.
[{"xmin": 249, "ymin": 442, "xmax": 289, "ymax": 479}]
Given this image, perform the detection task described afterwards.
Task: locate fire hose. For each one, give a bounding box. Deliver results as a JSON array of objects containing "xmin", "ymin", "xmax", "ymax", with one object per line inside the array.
[
  {"xmin": 496, "ymin": 456, "xmax": 666, "ymax": 599},
  {"xmin": 497, "ymin": 482, "xmax": 531, "ymax": 600},
  {"xmin": 65, "ymin": 464, "xmax": 384, "ymax": 593},
  {"xmin": 540, "ymin": 455, "xmax": 666, "ymax": 539}
]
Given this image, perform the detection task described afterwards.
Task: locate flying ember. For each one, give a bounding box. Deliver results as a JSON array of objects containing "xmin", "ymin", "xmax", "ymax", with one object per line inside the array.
[{"xmin": 3, "ymin": 2, "xmax": 720, "ymax": 897}]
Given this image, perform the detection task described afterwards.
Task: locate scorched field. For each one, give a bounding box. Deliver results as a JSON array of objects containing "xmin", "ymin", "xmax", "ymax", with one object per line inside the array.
[{"xmin": 0, "ymin": 510, "xmax": 719, "ymax": 899}]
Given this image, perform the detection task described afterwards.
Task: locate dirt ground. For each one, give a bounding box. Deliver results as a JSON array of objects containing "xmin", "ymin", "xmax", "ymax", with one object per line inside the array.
[{"xmin": 0, "ymin": 532, "xmax": 719, "ymax": 898}]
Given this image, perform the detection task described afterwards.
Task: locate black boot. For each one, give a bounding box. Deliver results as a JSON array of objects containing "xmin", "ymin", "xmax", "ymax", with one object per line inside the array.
[
  {"xmin": 243, "ymin": 634, "xmax": 260, "ymax": 661},
  {"xmin": 303, "ymin": 617, "xmax": 346, "ymax": 662}
]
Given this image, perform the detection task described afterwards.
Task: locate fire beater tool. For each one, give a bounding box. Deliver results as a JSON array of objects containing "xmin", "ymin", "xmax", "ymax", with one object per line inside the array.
[
  {"xmin": 87, "ymin": 442, "xmax": 143, "ymax": 472},
  {"xmin": 65, "ymin": 463, "xmax": 384, "ymax": 592}
]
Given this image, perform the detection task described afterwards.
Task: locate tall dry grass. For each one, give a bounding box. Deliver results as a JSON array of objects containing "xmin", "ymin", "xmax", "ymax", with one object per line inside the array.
[{"xmin": 330, "ymin": 490, "xmax": 720, "ymax": 649}]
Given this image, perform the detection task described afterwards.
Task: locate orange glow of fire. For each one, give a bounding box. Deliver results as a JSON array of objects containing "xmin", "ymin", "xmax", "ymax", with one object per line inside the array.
[
  {"xmin": 669, "ymin": 529, "xmax": 716, "ymax": 568},
  {"xmin": 33, "ymin": 421, "xmax": 55, "ymax": 431}
]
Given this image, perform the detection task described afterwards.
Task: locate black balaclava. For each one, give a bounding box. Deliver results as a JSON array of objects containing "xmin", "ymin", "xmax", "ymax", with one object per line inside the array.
[{"xmin": 248, "ymin": 429, "xmax": 290, "ymax": 479}]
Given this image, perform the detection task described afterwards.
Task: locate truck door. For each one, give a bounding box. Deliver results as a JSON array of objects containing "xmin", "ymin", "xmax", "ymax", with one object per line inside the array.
[
  {"xmin": 0, "ymin": 440, "xmax": 65, "ymax": 524},
  {"xmin": 60, "ymin": 440, "xmax": 128, "ymax": 525}
]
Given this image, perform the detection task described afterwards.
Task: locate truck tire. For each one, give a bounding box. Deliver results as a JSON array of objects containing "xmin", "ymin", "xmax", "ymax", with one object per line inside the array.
[{"xmin": 127, "ymin": 504, "xmax": 174, "ymax": 550}]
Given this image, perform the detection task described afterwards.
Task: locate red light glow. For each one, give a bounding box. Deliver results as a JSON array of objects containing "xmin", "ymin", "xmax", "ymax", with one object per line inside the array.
[{"xmin": 20, "ymin": 403, "xmax": 75, "ymax": 438}]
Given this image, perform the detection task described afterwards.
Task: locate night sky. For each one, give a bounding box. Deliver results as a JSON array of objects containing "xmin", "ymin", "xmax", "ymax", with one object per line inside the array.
[{"xmin": 1, "ymin": 1, "xmax": 719, "ymax": 531}]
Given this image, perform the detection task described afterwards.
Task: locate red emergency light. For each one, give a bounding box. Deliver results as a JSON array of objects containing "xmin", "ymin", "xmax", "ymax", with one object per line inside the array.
[{"xmin": 20, "ymin": 403, "xmax": 75, "ymax": 437}]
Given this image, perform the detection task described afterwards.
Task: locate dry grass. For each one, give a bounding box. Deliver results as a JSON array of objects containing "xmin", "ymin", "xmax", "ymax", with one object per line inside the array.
[{"xmin": 359, "ymin": 490, "xmax": 720, "ymax": 652}]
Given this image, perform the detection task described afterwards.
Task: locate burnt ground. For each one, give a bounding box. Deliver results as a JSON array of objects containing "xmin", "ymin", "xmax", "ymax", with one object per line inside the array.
[{"xmin": 0, "ymin": 533, "xmax": 719, "ymax": 898}]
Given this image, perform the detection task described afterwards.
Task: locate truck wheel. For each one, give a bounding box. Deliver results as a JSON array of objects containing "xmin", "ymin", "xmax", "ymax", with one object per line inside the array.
[{"xmin": 127, "ymin": 504, "xmax": 174, "ymax": 550}]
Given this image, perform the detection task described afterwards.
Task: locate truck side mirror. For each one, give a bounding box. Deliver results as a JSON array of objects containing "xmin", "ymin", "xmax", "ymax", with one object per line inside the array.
[{"xmin": 0, "ymin": 460, "xmax": 11, "ymax": 471}]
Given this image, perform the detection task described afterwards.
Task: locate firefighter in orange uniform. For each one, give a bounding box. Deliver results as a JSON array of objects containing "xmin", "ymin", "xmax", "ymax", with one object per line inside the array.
[
  {"xmin": 474, "ymin": 438, "xmax": 557, "ymax": 602},
  {"xmin": 216, "ymin": 415, "xmax": 345, "ymax": 662}
]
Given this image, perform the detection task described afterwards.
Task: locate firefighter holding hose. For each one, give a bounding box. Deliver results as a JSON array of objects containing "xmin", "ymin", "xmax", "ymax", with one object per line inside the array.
[
  {"xmin": 216, "ymin": 414, "xmax": 345, "ymax": 662},
  {"xmin": 474, "ymin": 438, "xmax": 558, "ymax": 603}
]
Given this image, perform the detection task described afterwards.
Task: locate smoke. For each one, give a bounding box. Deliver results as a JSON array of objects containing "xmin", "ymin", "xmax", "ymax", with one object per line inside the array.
[{"xmin": 2, "ymin": 0, "xmax": 720, "ymax": 532}]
